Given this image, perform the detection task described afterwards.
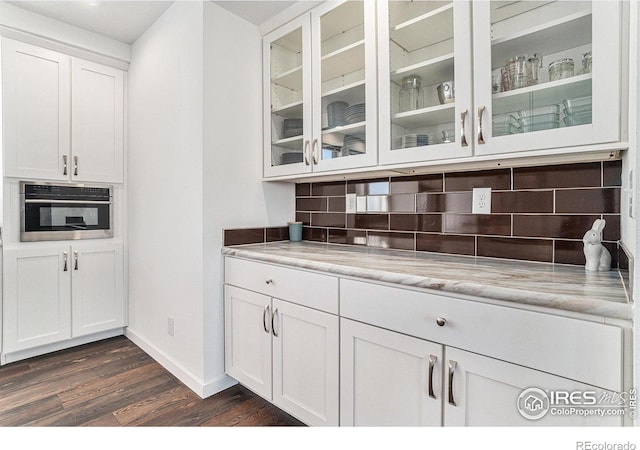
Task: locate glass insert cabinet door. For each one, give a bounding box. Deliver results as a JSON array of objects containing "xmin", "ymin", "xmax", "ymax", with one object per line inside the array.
[
  {"xmin": 472, "ymin": 0, "xmax": 621, "ymax": 155},
  {"xmin": 311, "ymin": 0, "xmax": 378, "ymax": 172},
  {"xmin": 264, "ymin": 16, "xmax": 312, "ymax": 177},
  {"xmin": 378, "ymin": 0, "xmax": 473, "ymax": 166}
]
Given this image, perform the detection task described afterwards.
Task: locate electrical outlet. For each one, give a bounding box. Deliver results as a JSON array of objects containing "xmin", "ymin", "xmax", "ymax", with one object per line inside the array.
[
  {"xmin": 346, "ymin": 193, "xmax": 357, "ymax": 214},
  {"xmin": 472, "ymin": 187, "xmax": 492, "ymax": 214},
  {"xmin": 167, "ymin": 316, "xmax": 175, "ymax": 336}
]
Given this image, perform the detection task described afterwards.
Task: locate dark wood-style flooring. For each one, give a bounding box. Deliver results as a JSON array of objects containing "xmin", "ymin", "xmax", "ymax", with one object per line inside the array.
[{"xmin": 0, "ymin": 336, "xmax": 304, "ymax": 426}]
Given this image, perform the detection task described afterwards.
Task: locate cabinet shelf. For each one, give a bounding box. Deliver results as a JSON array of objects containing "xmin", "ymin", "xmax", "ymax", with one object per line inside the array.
[
  {"xmin": 392, "ymin": 103, "xmax": 455, "ymax": 129},
  {"xmin": 322, "ymin": 121, "xmax": 366, "ymax": 136},
  {"xmin": 272, "ymin": 65, "xmax": 303, "ymax": 92},
  {"xmin": 391, "ymin": 53, "xmax": 454, "ymax": 86},
  {"xmin": 273, "ymin": 135, "xmax": 303, "ymax": 149},
  {"xmin": 391, "ymin": 3, "xmax": 454, "ymax": 53},
  {"xmin": 272, "ymin": 100, "xmax": 303, "ymax": 119},
  {"xmin": 492, "ymin": 73, "xmax": 592, "ymax": 115},
  {"xmin": 321, "ymin": 80, "xmax": 365, "ymax": 108},
  {"xmin": 491, "ymin": 10, "xmax": 592, "ymax": 69},
  {"xmin": 321, "ymin": 39, "xmax": 365, "ymax": 82}
]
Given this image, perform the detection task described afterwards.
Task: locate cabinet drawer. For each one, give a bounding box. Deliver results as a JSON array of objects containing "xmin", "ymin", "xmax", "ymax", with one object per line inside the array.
[
  {"xmin": 225, "ymin": 257, "xmax": 339, "ymax": 314},
  {"xmin": 340, "ymin": 279, "xmax": 623, "ymax": 392}
]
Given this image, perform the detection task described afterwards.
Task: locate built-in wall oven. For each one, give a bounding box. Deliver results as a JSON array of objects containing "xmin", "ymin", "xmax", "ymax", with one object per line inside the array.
[{"xmin": 20, "ymin": 182, "xmax": 113, "ymax": 242}]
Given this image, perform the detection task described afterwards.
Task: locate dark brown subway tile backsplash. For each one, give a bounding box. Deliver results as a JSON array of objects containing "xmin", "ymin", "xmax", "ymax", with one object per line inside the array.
[
  {"xmin": 224, "ymin": 160, "xmax": 623, "ymax": 268},
  {"xmin": 293, "ymin": 160, "xmax": 622, "ymax": 266}
]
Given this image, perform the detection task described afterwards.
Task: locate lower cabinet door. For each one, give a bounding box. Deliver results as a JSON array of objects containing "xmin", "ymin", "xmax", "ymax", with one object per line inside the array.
[
  {"xmin": 71, "ymin": 242, "xmax": 125, "ymax": 337},
  {"xmin": 224, "ymin": 285, "xmax": 273, "ymax": 400},
  {"xmin": 3, "ymin": 245, "xmax": 72, "ymax": 353},
  {"xmin": 444, "ymin": 347, "xmax": 624, "ymax": 426},
  {"xmin": 272, "ymin": 299, "xmax": 339, "ymax": 426},
  {"xmin": 340, "ymin": 318, "xmax": 444, "ymax": 426}
]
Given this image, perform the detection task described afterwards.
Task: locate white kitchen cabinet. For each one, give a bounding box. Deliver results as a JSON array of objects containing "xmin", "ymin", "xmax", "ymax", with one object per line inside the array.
[
  {"xmin": 472, "ymin": 1, "xmax": 621, "ymax": 155},
  {"xmin": 2, "ymin": 38, "xmax": 125, "ymax": 183},
  {"xmin": 444, "ymin": 347, "xmax": 623, "ymax": 426},
  {"xmin": 224, "ymin": 258, "xmax": 340, "ymax": 426},
  {"xmin": 2, "ymin": 38, "xmax": 71, "ymax": 181},
  {"xmin": 2, "ymin": 241, "xmax": 125, "ymax": 354},
  {"xmin": 71, "ymin": 241, "xmax": 125, "ymax": 337},
  {"xmin": 2, "ymin": 245, "xmax": 71, "ymax": 353},
  {"xmin": 263, "ymin": 0, "xmax": 377, "ymax": 178},
  {"xmin": 378, "ymin": 0, "xmax": 474, "ymax": 165},
  {"xmin": 71, "ymin": 58, "xmax": 124, "ymax": 183},
  {"xmin": 340, "ymin": 318, "xmax": 443, "ymax": 426}
]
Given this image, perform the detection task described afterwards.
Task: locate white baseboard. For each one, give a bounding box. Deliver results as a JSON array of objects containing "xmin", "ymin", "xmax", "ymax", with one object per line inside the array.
[
  {"xmin": 124, "ymin": 328, "xmax": 236, "ymax": 399},
  {"xmin": 1, "ymin": 328, "xmax": 124, "ymax": 365}
]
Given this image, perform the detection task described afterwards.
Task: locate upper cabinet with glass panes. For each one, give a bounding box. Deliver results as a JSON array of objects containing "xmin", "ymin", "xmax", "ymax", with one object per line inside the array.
[
  {"xmin": 264, "ymin": 0, "xmax": 377, "ymax": 178},
  {"xmin": 265, "ymin": 0, "xmax": 625, "ymax": 179},
  {"xmin": 472, "ymin": 0, "xmax": 621, "ymax": 156}
]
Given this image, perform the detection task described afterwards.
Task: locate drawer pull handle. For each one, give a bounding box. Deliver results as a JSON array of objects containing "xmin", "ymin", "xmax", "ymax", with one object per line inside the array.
[
  {"xmin": 428, "ymin": 355, "xmax": 437, "ymax": 399},
  {"xmin": 271, "ymin": 308, "xmax": 279, "ymax": 337},
  {"xmin": 436, "ymin": 317, "xmax": 446, "ymax": 327},
  {"xmin": 477, "ymin": 106, "xmax": 486, "ymax": 145},
  {"xmin": 460, "ymin": 109, "xmax": 468, "ymax": 147},
  {"xmin": 265, "ymin": 279, "xmax": 273, "ymax": 285},
  {"xmin": 262, "ymin": 304, "xmax": 270, "ymax": 334},
  {"xmin": 63, "ymin": 155, "xmax": 68, "ymax": 176},
  {"xmin": 448, "ymin": 360, "xmax": 457, "ymax": 406},
  {"xmin": 63, "ymin": 251, "xmax": 68, "ymax": 272}
]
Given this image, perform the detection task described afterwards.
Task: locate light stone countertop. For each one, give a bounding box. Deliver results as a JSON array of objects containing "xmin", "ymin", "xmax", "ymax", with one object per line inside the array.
[{"xmin": 222, "ymin": 241, "xmax": 632, "ymax": 321}]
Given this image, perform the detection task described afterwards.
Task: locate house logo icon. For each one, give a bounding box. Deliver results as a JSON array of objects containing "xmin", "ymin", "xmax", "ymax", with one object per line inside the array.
[{"xmin": 517, "ymin": 388, "xmax": 550, "ymax": 420}]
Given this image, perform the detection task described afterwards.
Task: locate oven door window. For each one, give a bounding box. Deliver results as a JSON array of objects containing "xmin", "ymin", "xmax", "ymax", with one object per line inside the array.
[{"xmin": 25, "ymin": 203, "xmax": 110, "ymax": 232}]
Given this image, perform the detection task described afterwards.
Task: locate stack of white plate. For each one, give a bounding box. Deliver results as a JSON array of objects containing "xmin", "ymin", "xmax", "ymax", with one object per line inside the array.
[
  {"xmin": 400, "ymin": 133, "xmax": 429, "ymax": 148},
  {"xmin": 345, "ymin": 104, "xmax": 366, "ymax": 124},
  {"xmin": 280, "ymin": 152, "xmax": 303, "ymax": 165},
  {"xmin": 343, "ymin": 133, "xmax": 366, "ymax": 155},
  {"xmin": 282, "ymin": 118, "xmax": 303, "ymax": 138}
]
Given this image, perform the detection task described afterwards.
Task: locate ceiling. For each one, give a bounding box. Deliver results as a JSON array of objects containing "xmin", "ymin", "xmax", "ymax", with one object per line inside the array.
[{"xmin": 6, "ymin": 0, "xmax": 299, "ymax": 44}]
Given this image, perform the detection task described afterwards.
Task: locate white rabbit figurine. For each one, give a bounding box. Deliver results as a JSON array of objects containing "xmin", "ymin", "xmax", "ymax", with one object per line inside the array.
[{"xmin": 583, "ymin": 219, "xmax": 611, "ymax": 271}]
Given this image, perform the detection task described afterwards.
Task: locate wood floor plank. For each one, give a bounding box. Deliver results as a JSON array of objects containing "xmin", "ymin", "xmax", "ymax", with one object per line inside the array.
[{"xmin": 0, "ymin": 337, "xmax": 304, "ymax": 427}]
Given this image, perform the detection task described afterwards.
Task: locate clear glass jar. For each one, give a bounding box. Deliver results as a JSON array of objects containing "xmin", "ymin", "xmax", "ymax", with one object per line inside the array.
[
  {"xmin": 581, "ymin": 51, "xmax": 592, "ymax": 74},
  {"xmin": 399, "ymin": 75, "xmax": 424, "ymax": 112},
  {"xmin": 548, "ymin": 58, "xmax": 574, "ymax": 81},
  {"xmin": 505, "ymin": 55, "xmax": 529, "ymax": 90}
]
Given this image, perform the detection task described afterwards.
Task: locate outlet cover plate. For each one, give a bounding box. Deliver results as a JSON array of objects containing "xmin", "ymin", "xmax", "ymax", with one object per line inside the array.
[{"xmin": 472, "ymin": 187, "xmax": 492, "ymax": 214}]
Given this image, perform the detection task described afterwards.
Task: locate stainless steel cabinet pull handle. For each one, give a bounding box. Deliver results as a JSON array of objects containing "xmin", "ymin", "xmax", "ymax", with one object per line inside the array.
[
  {"xmin": 303, "ymin": 140, "xmax": 310, "ymax": 166},
  {"xmin": 74, "ymin": 156, "xmax": 78, "ymax": 176},
  {"xmin": 477, "ymin": 106, "xmax": 486, "ymax": 145},
  {"xmin": 436, "ymin": 317, "xmax": 446, "ymax": 327},
  {"xmin": 265, "ymin": 279, "xmax": 273, "ymax": 285},
  {"xmin": 263, "ymin": 305, "xmax": 270, "ymax": 334},
  {"xmin": 271, "ymin": 308, "xmax": 279, "ymax": 337},
  {"xmin": 428, "ymin": 355, "xmax": 437, "ymax": 399},
  {"xmin": 63, "ymin": 155, "xmax": 68, "ymax": 176},
  {"xmin": 460, "ymin": 109, "xmax": 468, "ymax": 147},
  {"xmin": 312, "ymin": 138, "xmax": 319, "ymax": 165},
  {"xmin": 74, "ymin": 251, "xmax": 78, "ymax": 270},
  {"xmin": 63, "ymin": 251, "xmax": 68, "ymax": 272},
  {"xmin": 448, "ymin": 360, "xmax": 457, "ymax": 406}
]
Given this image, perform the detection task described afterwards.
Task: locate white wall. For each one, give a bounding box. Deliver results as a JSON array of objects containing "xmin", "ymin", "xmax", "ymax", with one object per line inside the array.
[
  {"xmin": 202, "ymin": 1, "xmax": 294, "ymax": 393},
  {"xmin": 127, "ymin": 0, "xmax": 293, "ymax": 396},
  {"xmin": 127, "ymin": 1, "xmax": 207, "ymax": 393}
]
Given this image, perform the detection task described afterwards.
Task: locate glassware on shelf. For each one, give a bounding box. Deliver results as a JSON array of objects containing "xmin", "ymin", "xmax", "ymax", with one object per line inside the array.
[
  {"xmin": 517, "ymin": 104, "xmax": 560, "ymax": 132},
  {"xmin": 505, "ymin": 55, "xmax": 529, "ymax": 90},
  {"xmin": 563, "ymin": 95, "xmax": 592, "ymax": 127},
  {"xmin": 526, "ymin": 53, "xmax": 543, "ymax": 86},
  {"xmin": 399, "ymin": 74, "xmax": 425, "ymax": 112},
  {"xmin": 493, "ymin": 112, "xmax": 520, "ymax": 136},
  {"xmin": 441, "ymin": 129, "xmax": 454, "ymax": 143},
  {"xmin": 579, "ymin": 51, "xmax": 592, "ymax": 75},
  {"xmin": 548, "ymin": 58, "xmax": 574, "ymax": 82},
  {"xmin": 500, "ymin": 67, "xmax": 510, "ymax": 92},
  {"xmin": 436, "ymin": 81, "xmax": 455, "ymax": 104}
]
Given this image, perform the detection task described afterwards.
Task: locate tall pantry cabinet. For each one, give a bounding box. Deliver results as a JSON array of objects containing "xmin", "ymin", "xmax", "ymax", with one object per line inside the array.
[{"xmin": 0, "ymin": 36, "xmax": 126, "ymax": 364}]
